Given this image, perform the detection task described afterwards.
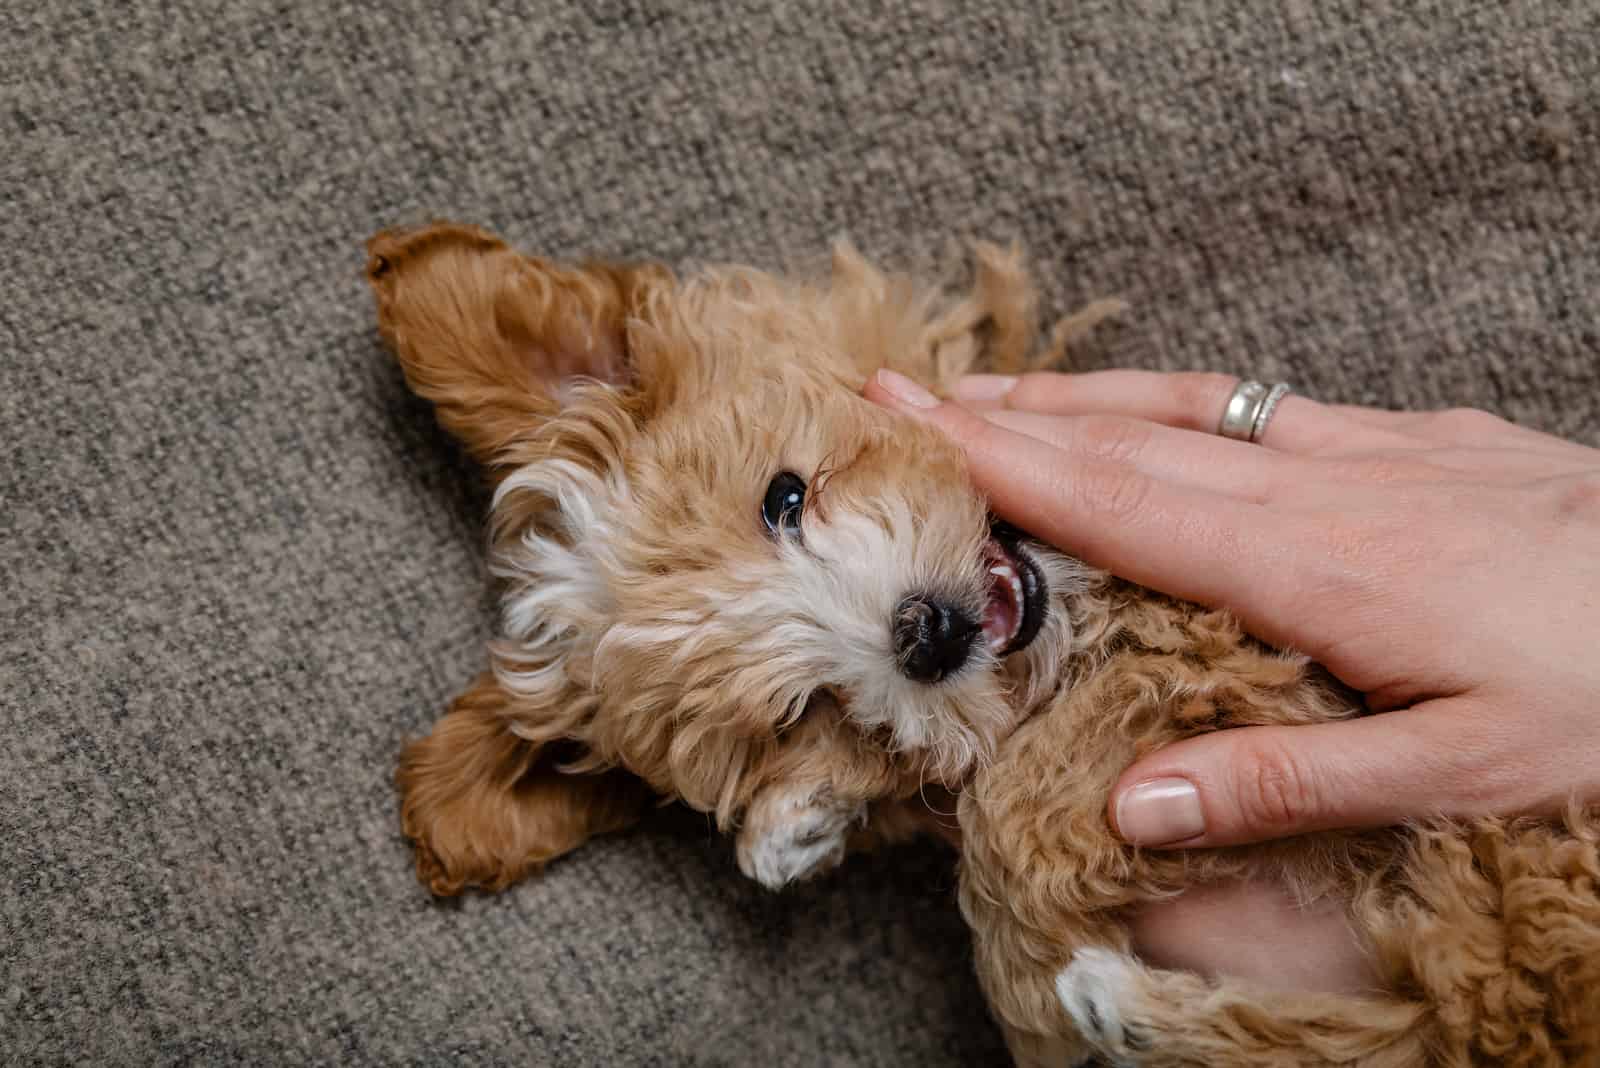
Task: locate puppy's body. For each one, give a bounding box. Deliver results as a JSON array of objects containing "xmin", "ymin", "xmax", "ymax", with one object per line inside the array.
[
  {"xmin": 964, "ymin": 578, "xmax": 1600, "ymax": 1066},
  {"xmin": 367, "ymin": 223, "xmax": 1599, "ymax": 1067}
]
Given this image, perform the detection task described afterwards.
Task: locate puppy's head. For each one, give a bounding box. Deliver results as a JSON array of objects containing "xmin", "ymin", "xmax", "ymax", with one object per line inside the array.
[{"xmin": 370, "ymin": 224, "xmax": 1080, "ymax": 889}]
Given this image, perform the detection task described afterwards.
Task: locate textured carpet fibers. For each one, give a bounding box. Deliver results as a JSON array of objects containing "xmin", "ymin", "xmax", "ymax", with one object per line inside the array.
[{"xmin": 3, "ymin": 2, "xmax": 1596, "ymax": 1064}]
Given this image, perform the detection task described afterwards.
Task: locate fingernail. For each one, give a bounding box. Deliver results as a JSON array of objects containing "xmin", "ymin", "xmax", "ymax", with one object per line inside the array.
[
  {"xmin": 873, "ymin": 368, "xmax": 940, "ymax": 409},
  {"xmin": 1115, "ymin": 778, "xmax": 1204, "ymax": 846},
  {"xmin": 952, "ymin": 374, "xmax": 1018, "ymax": 405}
]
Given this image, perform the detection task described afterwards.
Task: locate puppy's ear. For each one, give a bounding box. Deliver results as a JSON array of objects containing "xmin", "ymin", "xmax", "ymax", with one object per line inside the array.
[
  {"xmin": 397, "ymin": 672, "xmax": 653, "ymax": 896},
  {"xmin": 365, "ymin": 221, "xmax": 667, "ymax": 472}
]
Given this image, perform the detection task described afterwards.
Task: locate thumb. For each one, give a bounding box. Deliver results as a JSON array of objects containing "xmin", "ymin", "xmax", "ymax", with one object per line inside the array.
[{"xmin": 1107, "ymin": 699, "xmax": 1503, "ymax": 848}]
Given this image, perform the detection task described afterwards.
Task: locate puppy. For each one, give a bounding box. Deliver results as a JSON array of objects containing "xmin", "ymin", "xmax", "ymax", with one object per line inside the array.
[{"xmin": 366, "ymin": 222, "xmax": 1599, "ymax": 1067}]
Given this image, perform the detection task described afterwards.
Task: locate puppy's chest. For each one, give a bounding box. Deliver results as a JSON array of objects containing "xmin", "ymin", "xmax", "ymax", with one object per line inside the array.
[{"xmin": 985, "ymin": 585, "xmax": 1346, "ymax": 796}]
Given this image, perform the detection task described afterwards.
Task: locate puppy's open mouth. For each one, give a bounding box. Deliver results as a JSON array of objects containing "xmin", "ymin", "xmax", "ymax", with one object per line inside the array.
[{"xmin": 981, "ymin": 522, "xmax": 1048, "ymax": 657}]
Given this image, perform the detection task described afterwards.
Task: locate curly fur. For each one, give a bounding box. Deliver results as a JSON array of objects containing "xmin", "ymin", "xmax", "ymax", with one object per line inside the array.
[{"xmin": 366, "ymin": 222, "xmax": 1598, "ymax": 1066}]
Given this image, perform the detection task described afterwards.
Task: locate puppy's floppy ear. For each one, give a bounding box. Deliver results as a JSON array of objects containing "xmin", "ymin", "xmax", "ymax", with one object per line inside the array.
[
  {"xmin": 397, "ymin": 672, "xmax": 653, "ymax": 896},
  {"xmin": 365, "ymin": 221, "xmax": 667, "ymax": 472}
]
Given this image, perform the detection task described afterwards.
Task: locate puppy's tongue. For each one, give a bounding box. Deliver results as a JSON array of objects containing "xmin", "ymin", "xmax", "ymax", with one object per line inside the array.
[{"xmin": 981, "ymin": 539, "xmax": 1024, "ymax": 653}]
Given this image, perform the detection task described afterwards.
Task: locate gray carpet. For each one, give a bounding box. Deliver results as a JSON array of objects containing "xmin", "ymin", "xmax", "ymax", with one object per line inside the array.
[{"xmin": 4, "ymin": 2, "xmax": 1596, "ymax": 1065}]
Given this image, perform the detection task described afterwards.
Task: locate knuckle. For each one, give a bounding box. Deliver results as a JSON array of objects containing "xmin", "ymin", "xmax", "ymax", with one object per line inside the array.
[
  {"xmin": 1230, "ymin": 737, "xmax": 1326, "ymax": 837},
  {"xmin": 1071, "ymin": 415, "xmax": 1154, "ymax": 465},
  {"xmin": 1011, "ymin": 371, "xmax": 1063, "ymax": 407},
  {"xmin": 1072, "ymin": 461, "xmax": 1153, "ymax": 524}
]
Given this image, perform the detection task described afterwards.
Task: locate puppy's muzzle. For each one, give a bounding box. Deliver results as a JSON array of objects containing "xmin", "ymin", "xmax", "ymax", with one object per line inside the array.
[{"xmin": 892, "ymin": 594, "xmax": 979, "ymax": 684}]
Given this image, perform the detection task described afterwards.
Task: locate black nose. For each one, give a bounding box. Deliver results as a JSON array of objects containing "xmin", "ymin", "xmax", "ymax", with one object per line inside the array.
[{"xmin": 892, "ymin": 595, "xmax": 980, "ymax": 683}]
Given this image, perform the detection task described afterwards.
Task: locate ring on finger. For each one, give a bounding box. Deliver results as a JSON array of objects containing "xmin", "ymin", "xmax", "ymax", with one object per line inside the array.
[{"xmin": 1218, "ymin": 380, "xmax": 1292, "ymax": 443}]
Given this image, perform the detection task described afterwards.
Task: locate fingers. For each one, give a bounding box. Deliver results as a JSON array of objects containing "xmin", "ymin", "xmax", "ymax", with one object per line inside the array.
[
  {"xmin": 953, "ymin": 371, "xmax": 1422, "ymax": 456},
  {"xmin": 1107, "ymin": 697, "xmax": 1514, "ymax": 848},
  {"xmin": 865, "ymin": 369, "xmax": 1307, "ymax": 618},
  {"xmin": 983, "ymin": 410, "xmax": 1287, "ymax": 504},
  {"xmin": 954, "ymin": 370, "xmax": 1239, "ymax": 433},
  {"xmin": 954, "ymin": 371, "xmax": 1598, "ymax": 471}
]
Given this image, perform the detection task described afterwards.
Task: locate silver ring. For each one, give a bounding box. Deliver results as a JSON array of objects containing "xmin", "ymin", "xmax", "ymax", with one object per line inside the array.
[{"xmin": 1217, "ymin": 380, "xmax": 1291, "ymax": 443}]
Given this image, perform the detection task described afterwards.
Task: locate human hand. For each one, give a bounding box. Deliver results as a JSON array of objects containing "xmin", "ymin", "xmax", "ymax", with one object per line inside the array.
[
  {"xmin": 866, "ymin": 365, "xmax": 1600, "ymax": 994},
  {"xmin": 864, "ymin": 367, "xmax": 1600, "ymax": 849}
]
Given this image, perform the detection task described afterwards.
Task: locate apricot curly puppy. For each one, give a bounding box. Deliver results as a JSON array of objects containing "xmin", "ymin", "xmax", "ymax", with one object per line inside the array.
[{"xmin": 365, "ymin": 222, "xmax": 1600, "ymax": 1067}]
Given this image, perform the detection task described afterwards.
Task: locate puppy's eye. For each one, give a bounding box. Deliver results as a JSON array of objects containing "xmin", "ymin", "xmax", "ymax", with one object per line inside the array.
[{"xmin": 761, "ymin": 472, "xmax": 806, "ymax": 536}]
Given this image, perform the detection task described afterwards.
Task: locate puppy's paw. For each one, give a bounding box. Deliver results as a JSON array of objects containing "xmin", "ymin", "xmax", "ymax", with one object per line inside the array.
[
  {"xmin": 736, "ymin": 788, "xmax": 864, "ymax": 890},
  {"xmin": 1055, "ymin": 948, "xmax": 1148, "ymax": 1065}
]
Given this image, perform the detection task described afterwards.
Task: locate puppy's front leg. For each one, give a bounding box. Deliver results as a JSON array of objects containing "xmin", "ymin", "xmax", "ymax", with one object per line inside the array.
[{"xmin": 735, "ymin": 784, "xmax": 865, "ymax": 889}]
